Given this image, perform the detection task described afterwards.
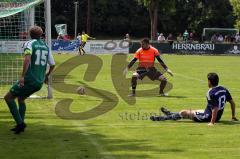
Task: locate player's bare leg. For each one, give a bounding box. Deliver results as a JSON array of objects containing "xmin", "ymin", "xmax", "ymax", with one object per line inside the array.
[
  {"xmin": 81, "ymin": 48, "xmax": 86, "ymax": 55},
  {"xmin": 81, "ymin": 42, "xmax": 86, "ymax": 55},
  {"xmin": 78, "ymin": 47, "xmax": 82, "ymax": 55},
  {"xmin": 129, "ymin": 72, "xmax": 139, "ymax": 97},
  {"xmin": 158, "ymin": 75, "xmax": 167, "ymax": 96},
  {"xmin": 179, "ymin": 109, "xmax": 196, "ymax": 120}
]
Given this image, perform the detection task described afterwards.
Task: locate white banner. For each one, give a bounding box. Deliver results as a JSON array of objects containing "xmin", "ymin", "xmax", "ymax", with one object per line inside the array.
[
  {"xmin": 86, "ymin": 40, "xmax": 129, "ymax": 54},
  {"xmin": 0, "ymin": 41, "xmax": 25, "ymax": 53},
  {"xmin": 0, "ymin": 40, "xmax": 130, "ymax": 54}
]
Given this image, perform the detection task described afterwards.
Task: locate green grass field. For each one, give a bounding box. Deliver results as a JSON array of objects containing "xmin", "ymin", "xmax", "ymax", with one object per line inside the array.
[{"xmin": 0, "ymin": 54, "xmax": 240, "ymax": 159}]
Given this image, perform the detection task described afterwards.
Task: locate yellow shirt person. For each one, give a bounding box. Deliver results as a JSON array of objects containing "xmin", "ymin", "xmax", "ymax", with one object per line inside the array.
[
  {"xmin": 78, "ymin": 31, "xmax": 95, "ymax": 55},
  {"xmin": 81, "ymin": 33, "xmax": 90, "ymax": 42},
  {"xmin": 81, "ymin": 31, "xmax": 95, "ymax": 43}
]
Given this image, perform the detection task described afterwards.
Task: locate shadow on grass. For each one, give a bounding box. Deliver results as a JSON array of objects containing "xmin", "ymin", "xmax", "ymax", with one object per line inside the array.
[
  {"xmin": 0, "ymin": 111, "xmax": 57, "ymax": 120},
  {"xmin": 0, "ymin": 119, "xmax": 185, "ymax": 159},
  {"xmin": 151, "ymin": 120, "xmax": 240, "ymax": 126},
  {"xmin": 218, "ymin": 120, "xmax": 240, "ymax": 125},
  {"xmin": 155, "ymin": 95, "xmax": 187, "ymax": 98}
]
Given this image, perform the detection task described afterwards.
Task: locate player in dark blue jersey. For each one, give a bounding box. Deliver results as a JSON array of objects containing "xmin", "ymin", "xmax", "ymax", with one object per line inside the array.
[{"xmin": 150, "ymin": 73, "xmax": 238, "ymax": 126}]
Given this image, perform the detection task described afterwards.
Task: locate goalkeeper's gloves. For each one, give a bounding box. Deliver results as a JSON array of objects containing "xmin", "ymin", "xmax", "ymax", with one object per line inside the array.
[{"xmin": 166, "ymin": 68, "xmax": 174, "ymax": 77}]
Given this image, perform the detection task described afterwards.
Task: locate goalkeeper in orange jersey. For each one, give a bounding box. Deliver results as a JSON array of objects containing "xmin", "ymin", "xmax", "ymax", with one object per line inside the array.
[{"xmin": 123, "ymin": 38, "xmax": 173, "ymax": 97}]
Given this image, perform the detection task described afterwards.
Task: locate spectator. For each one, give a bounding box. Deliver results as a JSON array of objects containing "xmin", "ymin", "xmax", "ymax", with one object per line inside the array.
[
  {"xmin": 57, "ymin": 33, "xmax": 64, "ymax": 40},
  {"xmin": 217, "ymin": 34, "xmax": 224, "ymax": 43},
  {"xmin": 224, "ymin": 35, "xmax": 231, "ymax": 43},
  {"xmin": 63, "ymin": 34, "xmax": 70, "ymax": 41},
  {"xmin": 211, "ymin": 34, "xmax": 217, "ymax": 43},
  {"xmin": 177, "ymin": 33, "xmax": 183, "ymax": 42},
  {"xmin": 183, "ymin": 30, "xmax": 189, "ymax": 41},
  {"xmin": 124, "ymin": 33, "xmax": 130, "ymax": 40},
  {"xmin": 230, "ymin": 35, "xmax": 235, "ymax": 43},
  {"xmin": 235, "ymin": 33, "xmax": 240, "ymax": 43},
  {"xmin": 157, "ymin": 33, "xmax": 165, "ymax": 43},
  {"xmin": 189, "ymin": 32, "xmax": 194, "ymax": 42},
  {"xmin": 167, "ymin": 33, "xmax": 174, "ymax": 45}
]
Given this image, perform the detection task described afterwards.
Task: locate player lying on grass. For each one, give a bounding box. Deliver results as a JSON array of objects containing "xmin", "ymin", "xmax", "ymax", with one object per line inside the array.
[
  {"xmin": 150, "ymin": 73, "xmax": 238, "ymax": 126},
  {"xmin": 4, "ymin": 26, "xmax": 55, "ymax": 134},
  {"xmin": 123, "ymin": 38, "xmax": 173, "ymax": 97}
]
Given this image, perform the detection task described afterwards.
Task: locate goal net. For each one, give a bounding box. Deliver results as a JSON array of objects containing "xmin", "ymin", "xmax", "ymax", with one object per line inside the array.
[
  {"xmin": 202, "ymin": 28, "xmax": 239, "ymax": 42},
  {"xmin": 0, "ymin": 0, "xmax": 52, "ymax": 98}
]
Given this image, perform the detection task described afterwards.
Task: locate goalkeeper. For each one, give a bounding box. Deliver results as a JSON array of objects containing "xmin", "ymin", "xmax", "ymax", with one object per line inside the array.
[
  {"xmin": 123, "ymin": 38, "xmax": 173, "ymax": 97},
  {"xmin": 4, "ymin": 26, "xmax": 55, "ymax": 134}
]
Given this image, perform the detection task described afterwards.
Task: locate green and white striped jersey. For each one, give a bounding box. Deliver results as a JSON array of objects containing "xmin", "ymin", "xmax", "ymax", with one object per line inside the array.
[{"xmin": 23, "ymin": 39, "xmax": 55, "ymax": 84}]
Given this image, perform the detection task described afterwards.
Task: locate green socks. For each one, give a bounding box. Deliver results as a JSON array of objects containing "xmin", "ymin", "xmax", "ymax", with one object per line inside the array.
[
  {"xmin": 6, "ymin": 101, "xmax": 23, "ymax": 125},
  {"xmin": 19, "ymin": 102, "xmax": 26, "ymax": 122}
]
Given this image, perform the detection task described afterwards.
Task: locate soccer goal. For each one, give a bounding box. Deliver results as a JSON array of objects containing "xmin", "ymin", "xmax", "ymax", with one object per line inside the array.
[
  {"xmin": 202, "ymin": 28, "xmax": 239, "ymax": 41},
  {"xmin": 0, "ymin": 0, "xmax": 52, "ymax": 99}
]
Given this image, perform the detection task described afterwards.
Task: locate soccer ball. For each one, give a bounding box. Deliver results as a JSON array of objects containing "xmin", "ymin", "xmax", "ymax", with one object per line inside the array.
[{"xmin": 76, "ymin": 86, "xmax": 85, "ymax": 95}]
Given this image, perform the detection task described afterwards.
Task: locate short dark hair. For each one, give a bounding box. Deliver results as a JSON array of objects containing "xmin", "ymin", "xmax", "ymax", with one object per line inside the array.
[
  {"xmin": 207, "ymin": 72, "xmax": 219, "ymax": 86},
  {"xmin": 29, "ymin": 26, "xmax": 43, "ymax": 39},
  {"xmin": 141, "ymin": 38, "xmax": 150, "ymax": 44}
]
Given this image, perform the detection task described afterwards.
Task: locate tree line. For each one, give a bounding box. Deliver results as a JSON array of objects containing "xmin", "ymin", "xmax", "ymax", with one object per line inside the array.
[{"xmin": 51, "ymin": 0, "xmax": 240, "ymax": 40}]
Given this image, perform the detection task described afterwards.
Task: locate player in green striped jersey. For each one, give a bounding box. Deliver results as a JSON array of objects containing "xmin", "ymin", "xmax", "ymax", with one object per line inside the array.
[{"xmin": 4, "ymin": 26, "xmax": 55, "ymax": 134}]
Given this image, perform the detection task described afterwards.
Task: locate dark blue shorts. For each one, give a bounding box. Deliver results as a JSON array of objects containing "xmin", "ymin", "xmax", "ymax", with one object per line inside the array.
[
  {"xmin": 193, "ymin": 109, "xmax": 223, "ymax": 122},
  {"xmin": 193, "ymin": 110, "xmax": 211, "ymax": 122}
]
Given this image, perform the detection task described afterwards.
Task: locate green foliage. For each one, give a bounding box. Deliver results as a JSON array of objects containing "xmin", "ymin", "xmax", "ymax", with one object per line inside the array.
[
  {"xmin": 135, "ymin": 0, "xmax": 235, "ymax": 39},
  {"xmin": 230, "ymin": 0, "xmax": 240, "ymax": 30},
  {"xmin": 165, "ymin": 0, "xmax": 235, "ymax": 38},
  {"xmin": 49, "ymin": 0, "xmax": 236, "ymax": 38},
  {"xmin": 138, "ymin": 0, "xmax": 151, "ymax": 8}
]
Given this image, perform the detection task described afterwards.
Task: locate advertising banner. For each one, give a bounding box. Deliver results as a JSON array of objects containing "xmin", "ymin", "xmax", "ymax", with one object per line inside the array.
[{"xmin": 130, "ymin": 42, "xmax": 240, "ymax": 55}]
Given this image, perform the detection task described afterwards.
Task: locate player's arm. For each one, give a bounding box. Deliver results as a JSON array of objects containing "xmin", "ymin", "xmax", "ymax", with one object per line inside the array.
[
  {"xmin": 19, "ymin": 49, "xmax": 32, "ymax": 87},
  {"xmin": 229, "ymin": 99, "xmax": 238, "ymax": 121},
  {"xmin": 226, "ymin": 90, "xmax": 238, "ymax": 121},
  {"xmin": 127, "ymin": 58, "xmax": 138, "ymax": 69},
  {"xmin": 123, "ymin": 58, "xmax": 137, "ymax": 75},
  {"xmin": 209, "ymin": 106, "xmax": 219, "ymax": 126},
  {"xmin": 155, "ymin": 55, "xmax": 173, "ymax": 76},
  {"xmin": 89, "ymin": 37, "xmax": 95, "ymax": 40},
  {"xmin": 123, "ymin": 50, "xmax": 140, "ymax": 75},
  {"xmin": 45, "ymin": 51, "xmax": 55, "ymax": 84},
  {"xmin": 87, "ymin": 34, "xmax": 95, "ymax": 40}
]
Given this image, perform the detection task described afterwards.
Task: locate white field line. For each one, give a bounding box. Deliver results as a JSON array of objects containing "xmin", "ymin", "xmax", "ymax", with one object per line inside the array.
[
  {"xmin": 83, "ymin": 132, "xmax": 115, "ymax": 159},
  {"xmin": 70, "ymin": 121, "xmax": 115, "ymax": 159},
  {"xmin": 173, "ymin": 73, "xmax": 206, "ymax": 84}
]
